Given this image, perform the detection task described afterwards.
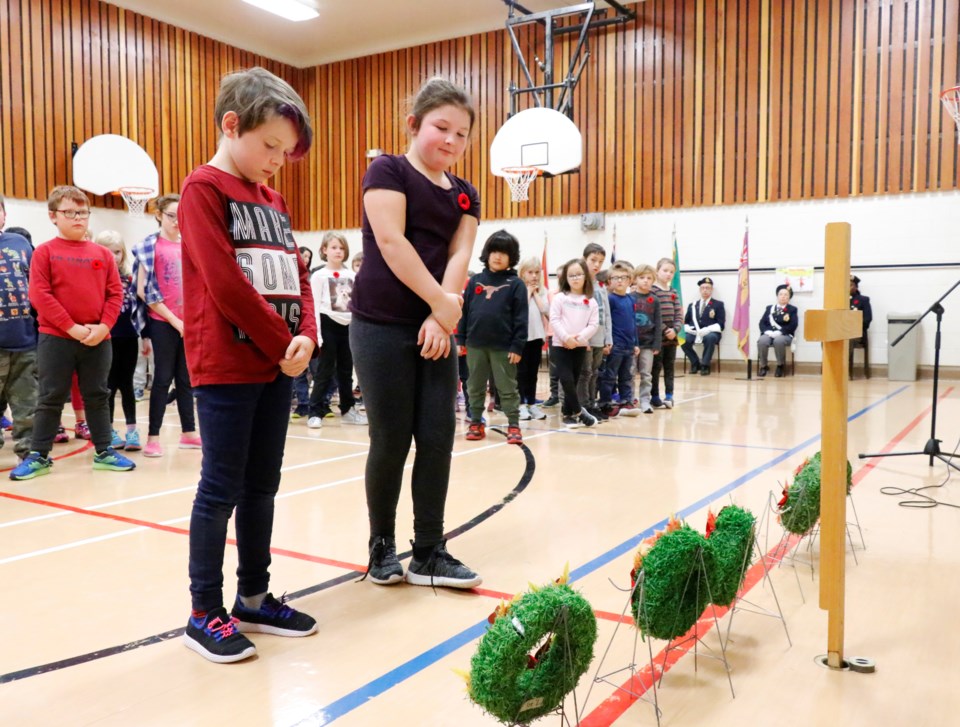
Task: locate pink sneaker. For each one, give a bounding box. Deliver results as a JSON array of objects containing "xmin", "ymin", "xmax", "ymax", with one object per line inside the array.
[
  {"xmin": 54, "ymin": 425, "xmax": 70, "ymax": 444},
  {"xmin": 75, "ymin": 421, "xmax": 91, "ymax": 440},
  {"xmin": 179, "ymin": 433, "xmax": 203, "ymax": 449},
  {"xmin": 143, "ymin": 440, "xmax": 163, "ymax": 458}
]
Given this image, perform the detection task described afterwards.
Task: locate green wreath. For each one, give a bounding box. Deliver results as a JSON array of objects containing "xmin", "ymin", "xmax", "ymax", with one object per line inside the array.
[
  {"xmin": 706, "ymin": 506, "xmax": 756, "ymax": 606},
  {"xmin": 778, "ymin": 452, "xmax": 853, "ymax": 535},
  {"xmin": 468, "ymin": 581, "xmax": 597, "ymax": 725},
  {"xmin": 631, "ymin": 507, "xmax": 756, "ymax": 640}
]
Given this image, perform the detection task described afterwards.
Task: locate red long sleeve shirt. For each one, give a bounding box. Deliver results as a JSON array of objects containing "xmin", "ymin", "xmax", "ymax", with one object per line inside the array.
[
  {"xmin": 179, "ymin": 164, "xmax": 317, "ymax": 385},
  {"xmin": 28, "ymin": 237, "xmax": 122, "ymax": 338}
]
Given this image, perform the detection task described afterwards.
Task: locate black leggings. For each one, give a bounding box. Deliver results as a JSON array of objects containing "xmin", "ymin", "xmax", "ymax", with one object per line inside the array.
[
  {"xmin": 309, "ymin": 315, "xmax": 354, "ymax": 416},
  {"xmin": 517, "ymin": 338, "xmax": 543, "ymax": 404},
  {"xmin": 551, "ymin": 345, "xmax": 586, "ymax": 416},
  {"xmin": 148, "ymin": 319, "xmax": 195, "ymax": 436},
  {"xmin": 108, "ymin": 336, "xmax": 139, "ymax": 425},
  {"xmin": 350, "ymin": 317, "xmax": 457, "ymax": 548}
]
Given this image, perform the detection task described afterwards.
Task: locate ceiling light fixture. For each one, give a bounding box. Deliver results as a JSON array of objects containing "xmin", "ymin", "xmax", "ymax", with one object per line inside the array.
[{"xmin": 241, "ymin": 0, "xmax": 318, "ymax": 22}]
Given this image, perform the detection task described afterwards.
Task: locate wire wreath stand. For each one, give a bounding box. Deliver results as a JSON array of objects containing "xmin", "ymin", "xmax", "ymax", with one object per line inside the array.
[
  {"xmin": 580, "ymin": 571, "xmax": 662, "ymax": 725},
  {"xmin": 766, "ymin": 487, "xmax": 867, "ymax": 603},
  {"xmin": 720, "ymin": 504, "xmax": 792, "ymax": 651},
  {"xmin": 582, "ymin": 548, "xmax": 736, "ymax": 726}
]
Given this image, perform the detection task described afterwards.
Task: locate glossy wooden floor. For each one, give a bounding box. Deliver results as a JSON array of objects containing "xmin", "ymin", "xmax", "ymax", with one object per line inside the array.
[{"xmin": 2, "ymin": 368, "xmax": 958, "ymax": 726}]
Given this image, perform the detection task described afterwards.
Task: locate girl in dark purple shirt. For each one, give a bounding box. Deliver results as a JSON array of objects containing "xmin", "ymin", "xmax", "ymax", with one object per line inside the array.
[{"xmin": 350, "ymin": 78, "xmax": 481, "ymax": 589}]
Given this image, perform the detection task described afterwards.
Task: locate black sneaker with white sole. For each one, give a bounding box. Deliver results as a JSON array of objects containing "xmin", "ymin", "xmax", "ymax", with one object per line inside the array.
[
  {"xmin": 405, "ymin": 540, "xmax": 482, "ymax": 589},
  {"xmin": 231, "ymin": 593, "xmax": 317, "ymax": 637},
  {"xmin": 183, "ymin": 607, "xmax": 256, "ymax": 663},
  {"xmin": 360, "ymin": 535, "xmax": 405, "ymax": 585}
]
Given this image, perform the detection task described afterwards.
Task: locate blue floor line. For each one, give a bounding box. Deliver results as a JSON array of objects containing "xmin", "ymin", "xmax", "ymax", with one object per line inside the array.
[
  {"xmin": 299, "ymin": 384, "xmax": 909, "ymax": 726},
  {"xmin": 547, "ymin": 427, "xmax": 791, "ymax": 451}
]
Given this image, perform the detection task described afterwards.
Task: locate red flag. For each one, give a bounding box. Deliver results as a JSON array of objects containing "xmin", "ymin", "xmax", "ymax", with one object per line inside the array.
[
  {"xmin": 731, "ymin": 225, "xmax": 751, "ymax": 360},
  {"xmin": 541, "ymin": 232, "xmax": 549, "ymax": 290}
]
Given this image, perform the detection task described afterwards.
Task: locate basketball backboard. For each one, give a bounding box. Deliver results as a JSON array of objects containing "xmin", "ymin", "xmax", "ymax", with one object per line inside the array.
[
  {"xmin": 73, "ymin": 134, "xmax": 159, "ymax": 196},
  {"xmin": 489, "ymin": 107, "xmax": 582, "ymax": 178}
]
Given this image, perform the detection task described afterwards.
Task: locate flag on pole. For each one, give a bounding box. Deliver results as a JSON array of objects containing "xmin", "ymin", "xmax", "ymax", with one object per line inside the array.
[
  {"xmin": 671, "ymin": 228, "xmax": 685, "ymax": 345},
  {"xmin": 731, "ymin": 223, "xmax": 751, "ymax": 360},
  {"xmin": 610, "ymin": 224, "xmax": 617, "ymax": 263},
  {"xmin": 541, "ymin": 231, "xmax": 549, "ymax": 290}
]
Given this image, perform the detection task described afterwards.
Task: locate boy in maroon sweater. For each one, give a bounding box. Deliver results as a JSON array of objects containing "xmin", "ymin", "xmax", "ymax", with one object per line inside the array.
[
  {"xmin": 179, "ymin": 67, "xmax": 319, "ymax": 663},
  {"xmin": 11, "ymin": 186, "xmax": 135, "ymax": 480}
]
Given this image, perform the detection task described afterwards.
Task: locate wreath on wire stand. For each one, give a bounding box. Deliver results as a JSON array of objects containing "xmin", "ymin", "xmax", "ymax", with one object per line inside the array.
[
  {"xmin": 462, "ymin": 565, "xmax": 597, "ymax": 725},
  {"xmin": 777, "ymin": 451, "xmax": 853, "ymax": 536},
  {"xmin": 630, "ymin": 507, "xmax": 756, "ymax": 641}
]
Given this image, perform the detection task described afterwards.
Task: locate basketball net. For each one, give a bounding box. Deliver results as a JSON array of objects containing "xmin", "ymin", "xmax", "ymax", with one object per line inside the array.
[
  {"xmin": 502, "ymin": 166, "xmax": 541, "ymax": 202},
  {"xmin": 118, "ymin": 186, "xmax": 155, "ymax": 217},
  {"xmin": 940, "ymin": 86, "xmax": 960, "ymax": 143}
]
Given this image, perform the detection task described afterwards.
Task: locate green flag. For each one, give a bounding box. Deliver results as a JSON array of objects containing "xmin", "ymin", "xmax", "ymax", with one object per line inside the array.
[{"xmin": 672, "ymin": 230, "xmax": 685, "ymax": 345}]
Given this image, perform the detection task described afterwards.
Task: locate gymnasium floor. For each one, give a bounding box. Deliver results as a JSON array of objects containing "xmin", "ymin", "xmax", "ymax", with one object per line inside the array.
[{"xmin": 2, "ymin": 367, "xmax": 958, "ymax": 726}]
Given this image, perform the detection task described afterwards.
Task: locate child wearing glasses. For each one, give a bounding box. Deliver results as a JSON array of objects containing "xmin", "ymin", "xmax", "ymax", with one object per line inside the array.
[
  {"xmin": 131, "ymin": 193, "xmax": 201, "ymax": 457},
  {"xmin": 598, "ymin": 260, "xmax": 641, "ymax": 416},
  {"xmin": 11, "ymin": 186, "xmax": 135, "ymax": 479},
  {"xmin": 549, "ymin": 258, "xmax": 599, "ymax": 428}
]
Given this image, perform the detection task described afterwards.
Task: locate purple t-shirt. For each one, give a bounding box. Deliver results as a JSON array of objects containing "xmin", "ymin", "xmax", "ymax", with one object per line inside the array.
[{"xmin": 350, "ymin": 154, "xmax": 480, "ymax": 325}]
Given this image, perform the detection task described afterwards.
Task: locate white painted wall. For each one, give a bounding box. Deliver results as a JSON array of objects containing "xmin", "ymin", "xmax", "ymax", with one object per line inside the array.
[
  {"xmin": 7, "ymin": 190, "xmax": 958, "ymax": 368},
  {"xmin": 300, "ymin": 190, "xmax": 960, "ymax": 369}
]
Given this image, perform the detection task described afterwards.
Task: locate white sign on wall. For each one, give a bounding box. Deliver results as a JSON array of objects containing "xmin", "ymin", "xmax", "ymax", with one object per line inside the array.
[{"xmin": 776, "ymin": 266, "xmax": 815, "ymax": 293}]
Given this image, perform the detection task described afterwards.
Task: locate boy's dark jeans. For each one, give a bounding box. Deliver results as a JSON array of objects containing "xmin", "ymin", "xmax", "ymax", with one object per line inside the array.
[
  {"xmin": 598, "ymin": 348, "xmax": 635, "ymax": 404},
  {"xmin": 33, "ymin": 333, "xmax": 112, "ymax": 453},
  {"xmin": 188, "ymin": 374, "xmax": 292, "ymax": 612}
]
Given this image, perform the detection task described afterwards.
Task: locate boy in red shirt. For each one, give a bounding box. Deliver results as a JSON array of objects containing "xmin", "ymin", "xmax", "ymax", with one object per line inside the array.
[
  {"xmin": 179, "ymin": 67, "xmax": 319, "ymax": 663},
  {"xmin": 11, "ymin": 186, "xmax": 135, "ymax": 479}
]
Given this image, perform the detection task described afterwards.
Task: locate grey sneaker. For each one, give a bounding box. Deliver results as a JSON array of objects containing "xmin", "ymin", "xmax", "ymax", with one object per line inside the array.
[
  {"xmin": 405, "ymin": 540, "xmax": 481, "ymax": 589},
  {"xmin": 528, "ymin": 404, "xmax": 547, "ymax": 420},
  {"xmin": 360, "ymin": 536, "xmax": 404, "ymax": 585},
  {"xmin": 341, "ymin": 407, "xmax": 368, "ymax": 425}
]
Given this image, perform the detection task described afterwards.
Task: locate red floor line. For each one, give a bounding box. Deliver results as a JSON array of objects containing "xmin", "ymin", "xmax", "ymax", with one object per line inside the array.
[
  {"xmin": 0, "ymin": 488, "xmax": 368, "ymax": 571},
  {"xmin": 467, "ymin": 587, "xmax": 633, "ymax": 625},
  {"xmin": 578, "ymin": 387, "xmax": 951, "ymax": 726}
]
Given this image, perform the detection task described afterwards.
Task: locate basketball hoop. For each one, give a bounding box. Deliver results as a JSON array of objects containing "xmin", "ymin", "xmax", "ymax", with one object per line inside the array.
[
  {"xmin": 501, "ymin": 166, "xmax": 542, "ymax": 202},
  {"xmin": 940, "ymin": 86, "xmax": 960, "ymax": 142},
  {"xmin": 117, "ymin": 186, "xmax": 155, "ymax": 217}
]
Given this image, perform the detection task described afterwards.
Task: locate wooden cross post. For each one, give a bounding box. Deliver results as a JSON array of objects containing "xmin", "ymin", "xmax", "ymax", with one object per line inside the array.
[{"xmin": 803, "ymin": 223, "xmax": 862, "ymax": 669}]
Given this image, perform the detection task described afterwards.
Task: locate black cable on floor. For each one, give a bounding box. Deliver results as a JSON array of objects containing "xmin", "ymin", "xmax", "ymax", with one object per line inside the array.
[{"xmin": 879, "ymin": 435, "xmax": 960, "ymax": 509}]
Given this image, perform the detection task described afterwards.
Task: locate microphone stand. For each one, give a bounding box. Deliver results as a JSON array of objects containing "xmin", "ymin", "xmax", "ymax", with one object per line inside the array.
[{"xmin": 858, "ymin": 279, "xmax": 960, "ymax": 472}]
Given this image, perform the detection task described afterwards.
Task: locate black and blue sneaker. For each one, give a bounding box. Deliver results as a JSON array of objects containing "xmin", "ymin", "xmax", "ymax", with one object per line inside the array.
[
  {"xmin": 10, "ymin": 451, "xmax": 53, "ymax": 481},
  {"xmin": 231, "ymin": 593, "xmax": 317, "ymax": 637},
  {"xmin": 93, "ymin": 447, "xmax": 136, "ymax": 472},
  {"xmin": 183, "ymin": 607, "xmax": 256, "ymax": 663}
]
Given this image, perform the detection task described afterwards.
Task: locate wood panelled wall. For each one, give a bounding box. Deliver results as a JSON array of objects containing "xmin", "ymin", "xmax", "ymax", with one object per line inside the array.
[
  {"xmin": 0, "ymin": 0, "xmax": 299, "ymax": 212},
  {"xmin": 1, "ymin": 0, "xmax": 959, "ymax": 230}
]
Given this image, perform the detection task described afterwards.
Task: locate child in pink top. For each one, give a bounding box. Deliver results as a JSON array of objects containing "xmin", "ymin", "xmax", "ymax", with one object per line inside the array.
[{"xmin": 549, "ymin": 258, "xmax": 599, "ymax": 428}]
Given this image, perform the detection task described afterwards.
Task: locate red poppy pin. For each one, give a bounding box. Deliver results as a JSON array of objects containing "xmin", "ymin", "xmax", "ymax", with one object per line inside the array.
[
  {"xmin": 333, "ymin": 271, "xmax": 340, "ymax": 279},
  {"xmin": 583, "ymin": 298, "xmax": 589, "ymax": 305},
  {"xmin": 647, "ymin": 296, "xmax": 654, "ymax": 303},
  {"xmin": 671, "ymin": 293, "xmax": 677, "ymax": 301},
  {"xmin": 475, "ymin": 285, "xmax": 483, "ymax": 295},
  {"xmin": 457, "ymin": 192, "xmax": 470, "ymax": 211},
  {"xmin": 853, "ymin": 298, "xmax": 860, "ymax": 305},
  {"xmin": 92, "ymin": 259, "xmax": 103, "ymax": 270}
]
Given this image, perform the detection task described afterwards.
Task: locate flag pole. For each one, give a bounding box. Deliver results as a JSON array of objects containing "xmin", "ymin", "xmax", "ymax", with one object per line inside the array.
[{"xmin": 734, "ymin": 215, "xmax": 754, "ymax": 381}]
